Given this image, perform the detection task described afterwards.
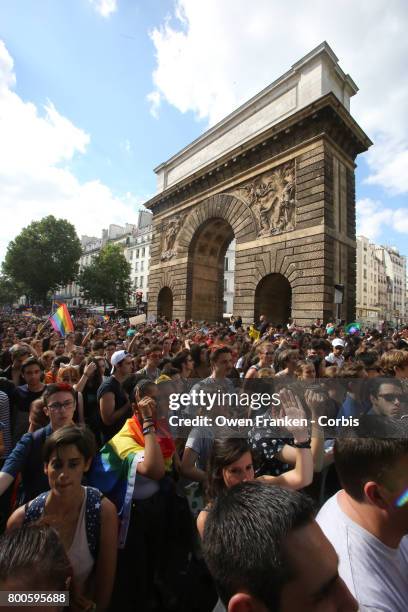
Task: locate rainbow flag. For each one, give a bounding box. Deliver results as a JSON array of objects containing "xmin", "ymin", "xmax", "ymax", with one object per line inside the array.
[
  {"xmin": 49, "ymin": 303, "xmax": 74, "ymax": 336},
  {"xmin": 88, "ymin": 417, "xmax": 174, "ymax": 548},
  {"xmin": 87, "ymin": 420, "xmax": 145, "ymax": 548}
]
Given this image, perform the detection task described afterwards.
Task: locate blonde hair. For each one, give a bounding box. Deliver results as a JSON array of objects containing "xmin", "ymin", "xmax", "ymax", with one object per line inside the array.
[
  {"xmin": 57, "ymin": 366, "xmax": 80, "ymax": 383},
  {"xmin": 380, "ymin": 350, "xmax": 408, "ymax": 377},
  {"xmin": 258, "ymin": 367, "xmax": 274, "ymax": 378}
]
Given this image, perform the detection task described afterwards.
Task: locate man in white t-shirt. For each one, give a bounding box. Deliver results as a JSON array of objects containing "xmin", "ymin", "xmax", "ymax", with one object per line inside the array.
[
  {"xmin": 326, "ymin": 338, "xmax": 345, "ymax": 367},
  {"xmin": 317, "ymin": 428, "xmax": 408, "ymax": 611}
]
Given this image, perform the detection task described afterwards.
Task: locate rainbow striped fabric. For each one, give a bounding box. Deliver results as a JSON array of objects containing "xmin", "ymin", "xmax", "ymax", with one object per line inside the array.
[
  {"xmin": 88, "ymin": 416, "xmax": 174, "ymax": 548},
  {"xmin": 88, "ymin": 420, "xmax": 145, "ymax": 548},
  {"xmin": 49, "ymin": 303, "xmax": 74, "ymax": 336}
]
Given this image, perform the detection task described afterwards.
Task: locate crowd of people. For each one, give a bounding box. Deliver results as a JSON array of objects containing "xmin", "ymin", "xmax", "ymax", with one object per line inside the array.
[{"xmin": 0, "ymin": 310, "xmax": 408, "ymax": 611}]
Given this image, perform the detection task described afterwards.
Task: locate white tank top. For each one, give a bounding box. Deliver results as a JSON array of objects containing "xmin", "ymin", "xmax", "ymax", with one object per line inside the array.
[{"xmin": 68, "ymin": 487, "xmax": 95, "ymax": 589}]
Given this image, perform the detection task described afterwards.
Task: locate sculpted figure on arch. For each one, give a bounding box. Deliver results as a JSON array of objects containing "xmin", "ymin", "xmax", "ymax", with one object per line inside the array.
[
  {"xmin": 160, "ymin": 215, "xmax": 183, "ymax": 261},
  {"xmin": 234, "ymin": 161, "xmax": 296, "ymax": 236}
]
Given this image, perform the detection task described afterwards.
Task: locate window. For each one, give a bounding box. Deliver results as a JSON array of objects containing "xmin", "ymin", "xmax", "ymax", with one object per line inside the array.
[
  {"xmin": 224, "ymin": 257, "xmax": 228, "ymax": 271},
  {"xmin": 135, "ymin": 277, "xmax": 138, "ymax": 287},
  {"xmin": 363, "ymin": 269, "xmax": 367, "ymax": 279},
  {"xmin": 224, "ymin": 278, "xmax": 228, "ymax": 291},
  {"xmin": 223, "ymin": 300, "xmax": 227, "ymax": 312},
  {"xmin": 140, "ymin": 276, "xmax": 144, "ymax": 288},
  {"xmin": 141, "ymin": 261, "xmax": 144, "ymax": 271},
  {"xmin": 364, "ymin": 283, "xmax": 367, "ymax": 292},
  {"xmin": 135, "ymin": 262, "xmax": 139, "ymax": 271},
  {"xmin": 136, "ymin": 249, "xmax": 139, "ymax": 258},
  {"xmin": 130, "ymin": 250, "xmax": 133, "ymax": 260},
  {"xmin": 142, "ymin": 247, "xmax": 145, "ymax": 257}
]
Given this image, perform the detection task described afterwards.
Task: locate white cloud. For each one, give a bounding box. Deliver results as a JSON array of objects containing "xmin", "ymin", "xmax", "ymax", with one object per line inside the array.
[
  {"xmin": 146, "ymin": 90, "xmax": 161, "ymax": 119},
  {"xmin": 0, "ymin": 40, "xmax": 144, "ymax": 262},
  {"xmin": 148, "ymin": 0, "xmax": 408, "ymax": 195},
  {"xmin": 121, "ymin": 139, "xmax": 132, "ymax": 154},
  {"xmin": 357, "ymin": 198, "xmax": 408, "ymax": 241},
  {"xmin": 88, "ymin": 0, "xmax": 117, "ymax": 18}
]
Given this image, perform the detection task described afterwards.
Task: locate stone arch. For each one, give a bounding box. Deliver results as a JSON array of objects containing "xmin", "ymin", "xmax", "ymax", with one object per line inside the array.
[
  {"xmin": 254, "ymin": 273, "xmax": 292, "ymax": 324},
  {"xmin": 157, "ymin": 286, "xmax": 173, "ymax": 320},
  {"xmin": 176, "ymin": 193, "xmax": 257, "ymax": 255},
  {"xmin": 186, "ymin": 216, "xmax": 234, "ymax": 321},
  {"xmin": 253, "ymin": 245, "xmax": 300, "ymax": 289}
]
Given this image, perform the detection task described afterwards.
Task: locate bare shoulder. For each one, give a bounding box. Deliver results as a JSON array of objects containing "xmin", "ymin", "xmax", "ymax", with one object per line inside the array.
[
  {"xmin": 7, "ymin": 504, "xmax": 25, "ymax": 530},
  {"xmin": 100, "ymin": 496, "xmax": 117, "ymax": 522},
  {"xmin": 197, "ymin": 505, "xmax": 211, "ymax": 539}
]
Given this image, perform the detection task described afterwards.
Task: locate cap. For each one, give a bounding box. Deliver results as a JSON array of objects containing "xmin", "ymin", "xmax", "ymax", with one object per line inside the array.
[
  {"xmin": 110, "ymin": 350, "xmax": 129, "ymax": 374},
  {"xmin": 332, "ymin": 339, "xmax": 345, "ymax": 348}
]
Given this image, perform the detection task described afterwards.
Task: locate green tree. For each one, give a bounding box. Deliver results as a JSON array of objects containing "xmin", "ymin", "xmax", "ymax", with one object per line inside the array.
[
  {"xmin": 2, "ymin": 216, "xmax": 81, "ymax": 304},
  {"xmin": 0, "ymin": 276, "xmax": 21, "ymax": 306},
  {"xmin": 78, "ymin": 243, "xmax": 131, "ymax": 310}
]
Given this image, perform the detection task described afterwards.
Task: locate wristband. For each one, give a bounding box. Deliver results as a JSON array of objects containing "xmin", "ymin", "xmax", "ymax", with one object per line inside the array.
[
  {"xmin": 293, "ymin": 439, "xmax": 311, "ymax": 449},
  {"xmin": 143, "ymin": 426, "xmax": 156, "ymax": 436}
]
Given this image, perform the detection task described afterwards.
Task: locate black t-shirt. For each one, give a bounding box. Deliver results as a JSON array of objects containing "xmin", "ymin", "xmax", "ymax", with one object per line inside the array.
[
  {"xmin": 97, "ymin": 376, "xmax": 130, "ymax": 441},
  {"xmin": 13, "ymin": 384, "xmax": 46, "ymax": 443},
  {"xmin": 15, "ymin": 384, "xmax": 45, "ymax": 413}
]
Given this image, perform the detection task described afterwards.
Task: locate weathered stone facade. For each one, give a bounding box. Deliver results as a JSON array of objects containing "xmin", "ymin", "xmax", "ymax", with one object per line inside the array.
[{"xmin": 146, "ymin": 45, "xmax": 371, "ymax": 325}]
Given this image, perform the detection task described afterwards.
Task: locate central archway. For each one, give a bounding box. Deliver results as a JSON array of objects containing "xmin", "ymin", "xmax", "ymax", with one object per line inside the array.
[
  {"xmin": 187, "ymin": 217, "xmax": 234, "ymax": 321},
  {"xmin": 254, "ymin": 273, "xmax": 292, "ymax": 324}
]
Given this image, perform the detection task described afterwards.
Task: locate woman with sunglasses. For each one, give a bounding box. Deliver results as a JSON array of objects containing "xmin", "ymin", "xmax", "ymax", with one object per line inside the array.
[{"xmin": 244, "ymin": 342, "xmax": 275, "ymax": 379}]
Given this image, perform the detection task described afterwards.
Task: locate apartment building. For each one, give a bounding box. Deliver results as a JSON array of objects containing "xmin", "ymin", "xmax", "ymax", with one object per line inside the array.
[
  {"xmin": 357, "ymin": 236, "xmax": 407, "ymax": 327},
  {"xmin": 59, "ymin": 210, "xmax": 153, "ymax": 308}
]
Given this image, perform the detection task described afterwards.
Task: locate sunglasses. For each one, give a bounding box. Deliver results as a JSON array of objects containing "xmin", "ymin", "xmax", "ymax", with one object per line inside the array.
[{"xmin": 378, "ymin": 393, "xmax": 403, "ymax": 403}]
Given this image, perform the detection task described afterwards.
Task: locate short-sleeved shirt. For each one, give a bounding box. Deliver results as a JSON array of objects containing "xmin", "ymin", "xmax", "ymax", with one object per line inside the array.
[
  {"xmin": 337, "ymin": 395, "xmax": 370, "ymax": 419},
  {"xmin": 185, "ymin": 426, "xmax": 214, "ymax": 472},
  {"xmin": 317, "ymin": 492, "xmax": 408, "ymax": 611},
  {"xmin": 247, "ymin": 427, "xmax": 292, "ymax": 477},
  {"xmin": 187, "ymin": 377, "xmax": 236, "ymax": 418},
  {"xmin": 1, "ymin": 424, "xmax": 52, "ymax": 504},
  {"xmin": 97, "ymin": 376, "xmax": 130, "ymax": 441},
  {"xmin": 13, "ymin": 384, "xmax": 46, "ymax": 442}
]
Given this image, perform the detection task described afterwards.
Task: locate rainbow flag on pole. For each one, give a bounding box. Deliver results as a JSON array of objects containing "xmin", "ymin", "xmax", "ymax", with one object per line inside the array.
[{"xmin": 49, "ymin": 303, "xmax": 74, "ymax": 336}]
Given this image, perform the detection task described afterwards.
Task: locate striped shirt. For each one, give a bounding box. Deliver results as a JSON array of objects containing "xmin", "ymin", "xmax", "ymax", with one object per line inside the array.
[{"xmin": 0, "ymin": 390, "xmax": 12, "ymax": 457}]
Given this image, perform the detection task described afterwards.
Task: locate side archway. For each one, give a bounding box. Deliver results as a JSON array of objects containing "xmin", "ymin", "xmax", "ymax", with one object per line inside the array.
[
  {"xmin": 157, "ymin": 286, "xmax": 173, "ymax": 320},
  {"xmin": 254, "ymin": 273, "xmax": 292, "ymax": 325}
]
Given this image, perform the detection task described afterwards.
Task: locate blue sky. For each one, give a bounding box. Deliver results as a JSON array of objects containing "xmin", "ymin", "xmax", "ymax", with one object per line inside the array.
[{"xmin": 0, "ymin": 0, "xmax": 407, "ymax": 262}]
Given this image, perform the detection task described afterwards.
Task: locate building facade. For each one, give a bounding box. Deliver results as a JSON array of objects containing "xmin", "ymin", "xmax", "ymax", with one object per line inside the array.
[
  {"xmin": 223, "ymin": 240, "xmax": 236, "ymax": 315},
  {"xmin": 357, "ymin": 235, "xmax": 407, "ymax": 327},
  {"xmin": 59, "ymin": 210, "xmax": 153, "ymax": 308},
  {"xmin": 146, "ymin": 42, "xmax": 371, "ymax": 325}
]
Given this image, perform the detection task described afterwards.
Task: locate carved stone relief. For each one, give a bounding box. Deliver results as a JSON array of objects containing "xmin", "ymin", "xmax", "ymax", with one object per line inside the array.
[
  {"xmin": 229, "ymin": 162, "xmax": 296, "ymax": 236},
  {"xmin": 160, "ymin": 215, "xmax": 184, "ymax": 261}
]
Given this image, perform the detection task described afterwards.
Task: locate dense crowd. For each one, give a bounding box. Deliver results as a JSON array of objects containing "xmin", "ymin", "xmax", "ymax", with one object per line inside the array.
[{"xmin": 0, "ymin": 311, "xmax": 408, "ymax": 611}]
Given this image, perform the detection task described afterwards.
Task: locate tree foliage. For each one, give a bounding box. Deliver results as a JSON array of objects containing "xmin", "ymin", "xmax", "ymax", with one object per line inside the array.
[
  {"xmin": 0, "ymin": 276, "xmax": 21, "ymax": 306},
  {"xmin": 2, "ymin": 216, "xmax": 81, "ymax": 303},
  {"xmin": 78, "ymin": 243, "xmax": 131, "ymax": 309}
]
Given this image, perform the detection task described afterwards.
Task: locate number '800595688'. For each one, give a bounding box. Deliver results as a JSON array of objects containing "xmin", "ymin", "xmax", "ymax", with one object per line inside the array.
[{"xmin": 4, "ymin": 592, "xmax": 68, "ymax": 605}]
